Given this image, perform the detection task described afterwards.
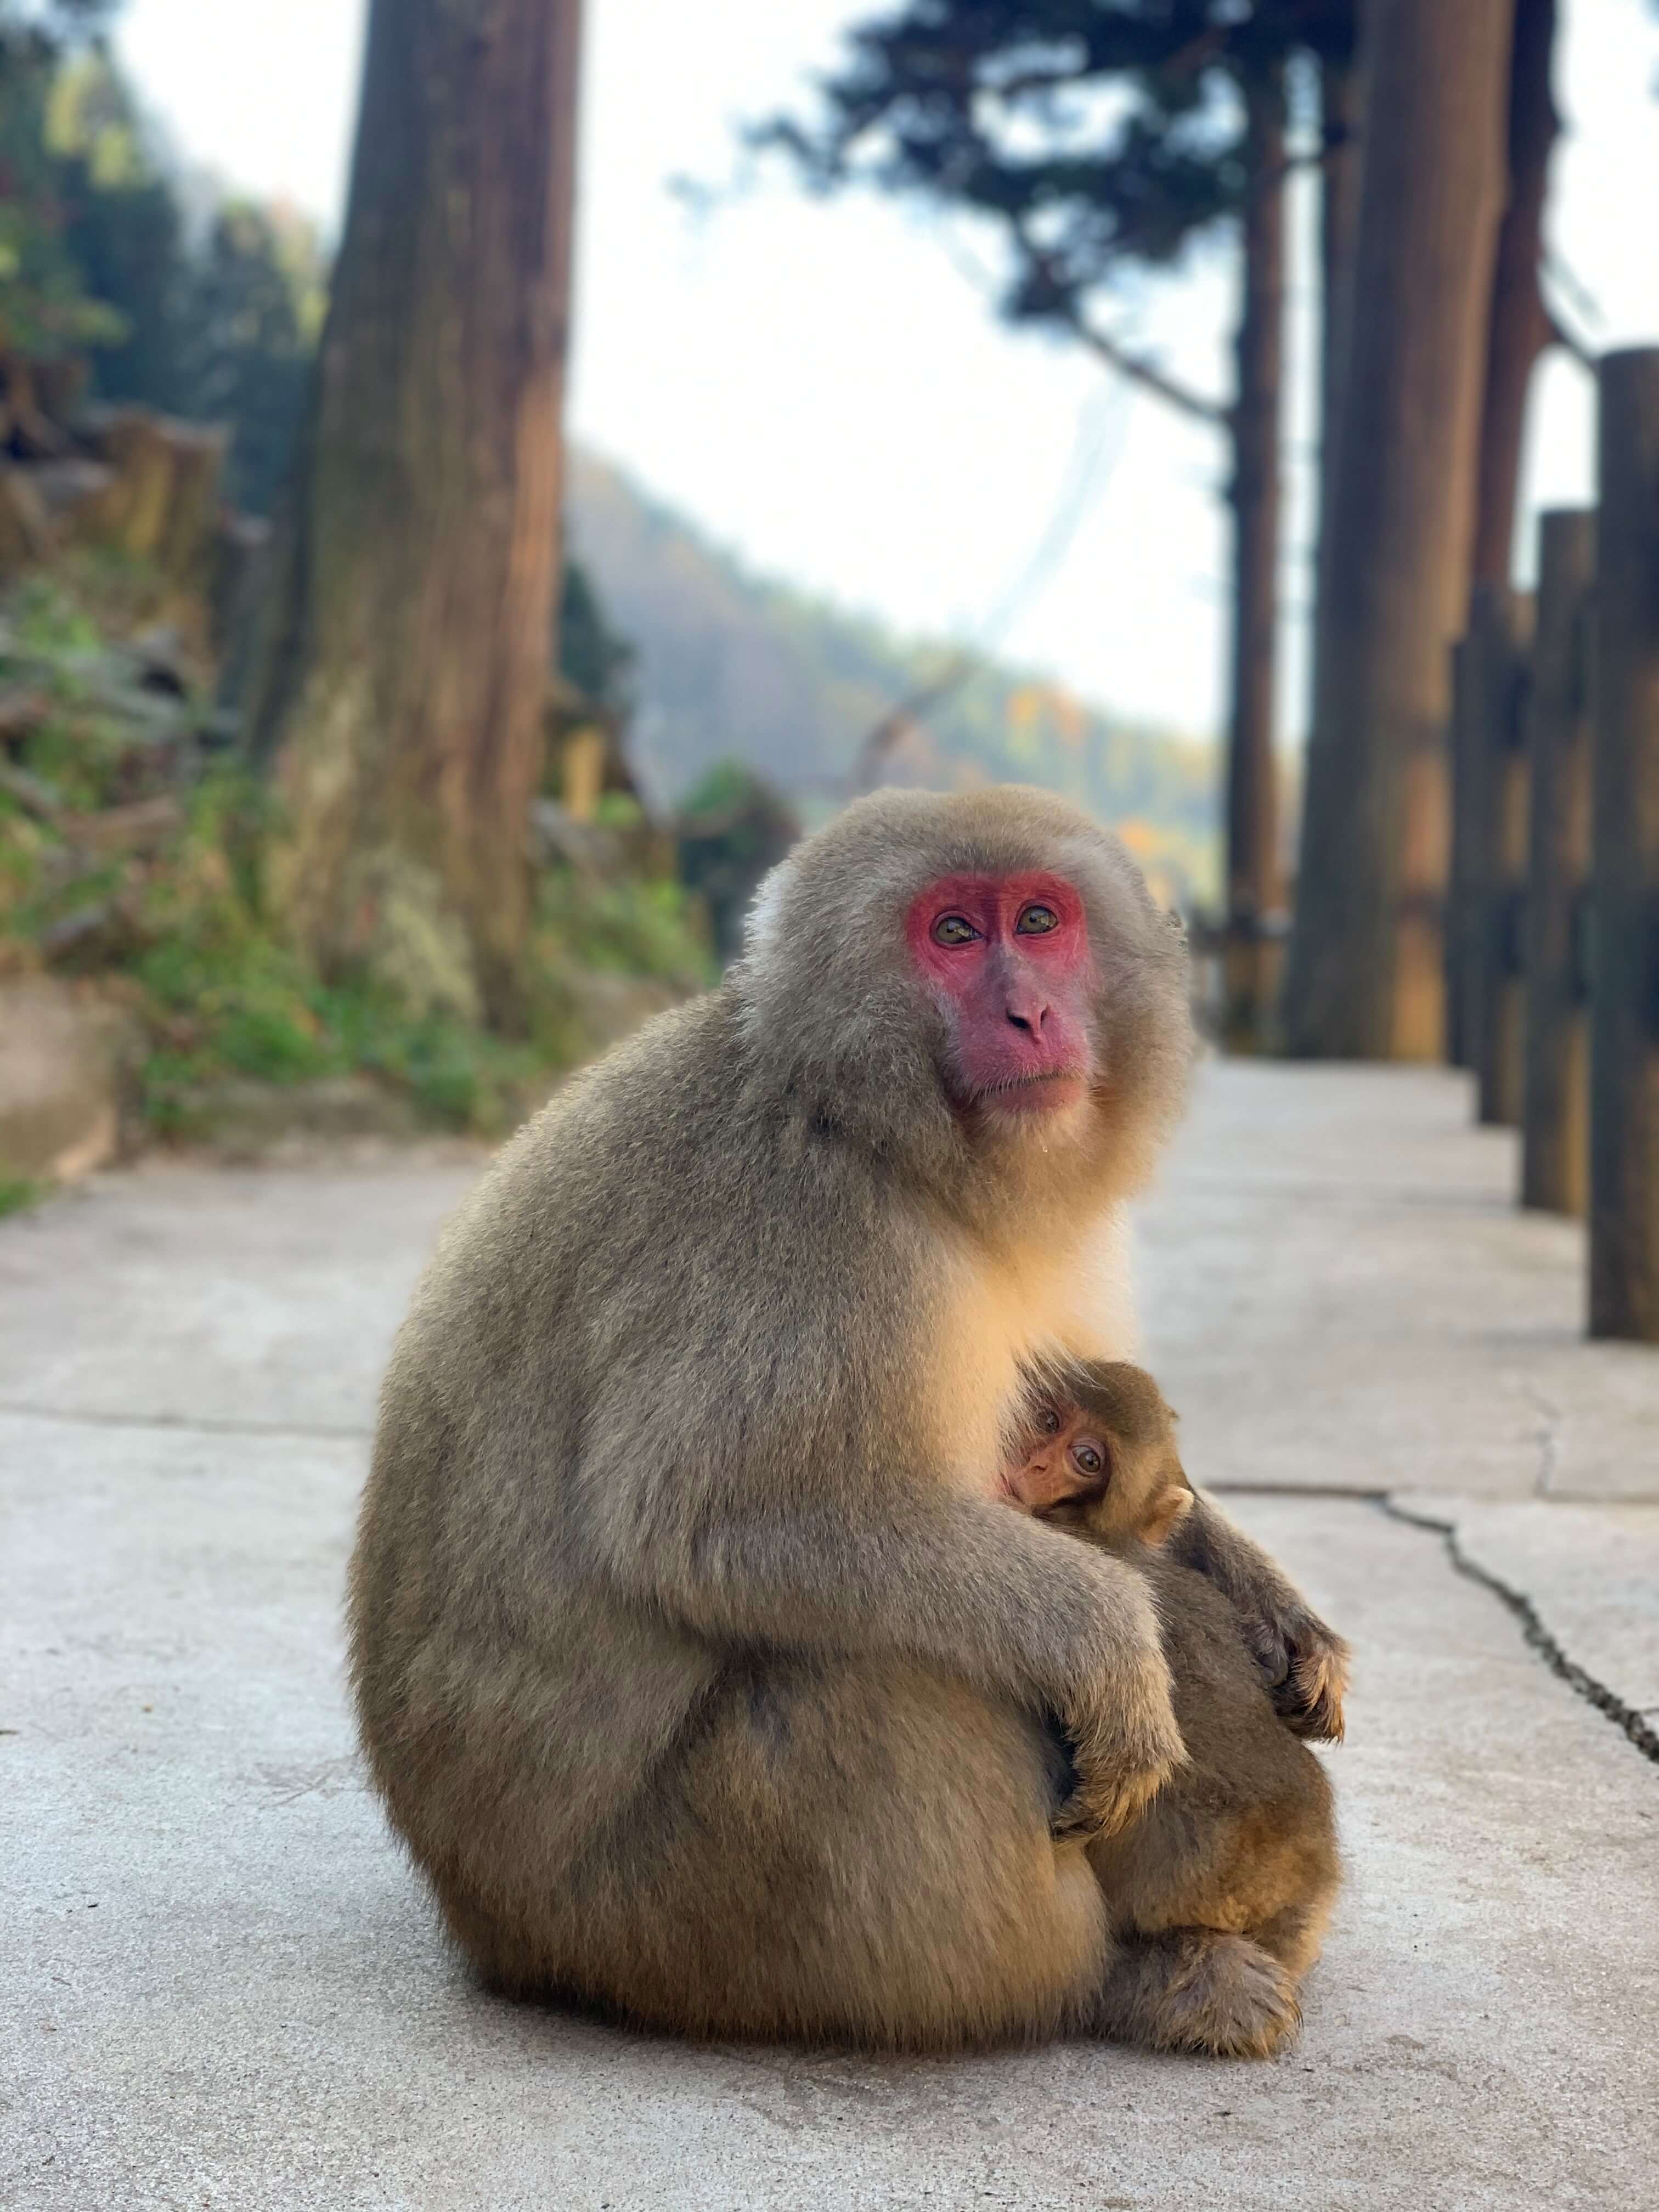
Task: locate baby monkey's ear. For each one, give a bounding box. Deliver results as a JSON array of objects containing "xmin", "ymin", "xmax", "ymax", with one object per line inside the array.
[{"xmin": 1139, "ymin": 1483, "xmax": 1193, "ymax": 1549}]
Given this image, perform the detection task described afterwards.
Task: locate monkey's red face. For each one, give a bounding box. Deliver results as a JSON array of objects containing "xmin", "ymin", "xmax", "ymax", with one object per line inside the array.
[{"xmin": 905, "ymin": 871, "xmax": 1096, "ymax": 1117}]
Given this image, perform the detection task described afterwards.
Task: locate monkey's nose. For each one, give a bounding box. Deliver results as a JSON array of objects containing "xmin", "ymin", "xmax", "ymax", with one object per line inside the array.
[{"xmin": 1005, "ymin": 998, "xmax": 1050, "ymax": 1035}]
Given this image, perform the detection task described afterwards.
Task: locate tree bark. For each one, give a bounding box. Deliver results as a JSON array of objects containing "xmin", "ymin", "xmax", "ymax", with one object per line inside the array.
[
  {"xmin": 1281, "ymin": 0, "xmax": 1514, "ymax": 1062},
  {"xmin": 1293, "ymin": 41, "xmax": 1362, "ymax": 1035},
  {"xmin": 1471, "ymin": 0, "xmax": 1560, "ymax": 588},
  {"xmin": 247, "ymin": 0, "xmax": 583, "ymax": 1025},
  {"xmin": 1221, "ymin": 69, "xmax": 1287, "ymax": 1053},
  {"xmin": 1314, "ymin": 47, "xmax": 1363, "ymax": 545}
]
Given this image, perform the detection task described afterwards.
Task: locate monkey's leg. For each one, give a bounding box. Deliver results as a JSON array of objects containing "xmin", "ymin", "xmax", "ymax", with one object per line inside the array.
[
  {"xmin": 1087, "ymin": 1929, "xmax": 1302, "ymax": 2059},
  {"xmin": 537, "ymin": 1656, "xmax": 1113, "ymax": 2052}
]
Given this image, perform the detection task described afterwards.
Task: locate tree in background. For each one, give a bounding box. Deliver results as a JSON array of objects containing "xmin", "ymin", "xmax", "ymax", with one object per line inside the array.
[
  {"xmin": 1471, "ymin": 0, "xmax": 1563, "ymax": 593},
  {"xmin": 47, "ymin": 47, "xmax": 328, "ymax": 514},
  {"xmin": 45, "ymin": 42, "xmax": 184, "ymax": 414},
  {"xmin": 759, "ymin": 0, "xmax": 1355, "ymax": 1049},
  {"xmin": 0, "ymin": 2, "xmax": 125, "ymax": 443},
  {"xmin": 247, "ymin": 0, "xmax": 583, "ymax": 1026},
  {"xmin": 558, "ymin": 555, "xmax": 634, "ymax": 719},
  {"xmin": 1282, "ymin": 0, "xmax": 1515, "ymax": 1059},
  {"xmin": 177, "ymin": 202, "xmax": 324, "ymax": 514}
]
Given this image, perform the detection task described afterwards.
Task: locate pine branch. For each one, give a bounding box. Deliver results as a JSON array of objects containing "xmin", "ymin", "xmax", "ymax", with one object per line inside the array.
[
  {"xmin": 1543, "ymin": 306, "xmax": 1596, "ymax": 373},
  {"xmin": 1063, "ymin": 309, "xmax": 1230, "ymax": 425},
  {"xmin": 1012, "ymin": 223, "xmax": 1228, "ymax": 427}
]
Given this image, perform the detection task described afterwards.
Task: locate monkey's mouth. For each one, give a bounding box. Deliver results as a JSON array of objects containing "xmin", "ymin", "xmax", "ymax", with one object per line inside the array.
[{"xmin": 972, "ymin": 1069, "xmax": 1089, "ymax": 1115}]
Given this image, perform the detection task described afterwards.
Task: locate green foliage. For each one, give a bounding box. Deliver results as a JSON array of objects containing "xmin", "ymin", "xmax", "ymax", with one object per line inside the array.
[
  {"xmin": 533, "ymin": 866, "xmax": 714, "ymax": 996},
  {"xmin": 560, "ymin": 556, "xmax": 634, "ymax": 712},
  {"xmin": 757, "ymin": 3, "xmax": 1357, "ymax": 333},
  {"xmin": 129, "ymin": 851, "xmax": 549, "ymax": 1139},
  {"xmin": 48, "ymin": 52, "xmax": 190, "ymax": 411},
  {"xmin": 43, "ymin": 48, "xmax": 328, "ymax": 514},
  {"xmin": 0, "ymin": 25, "xmax": 127, "ymax": 366},
  {"xmin": 0, "ymin": 573, "xmax": 707, "ymax": 1143},
  {"xmin": 0, "ymin": 1172, "xmax": 45, "ymax": 1217},
  {"xmin": 105, "ymin": 770, "xmax": 554, "ymax": 1138},
  {"xmin": 678, "ymin": 759, "xmax": 800, "ymax": 960}
]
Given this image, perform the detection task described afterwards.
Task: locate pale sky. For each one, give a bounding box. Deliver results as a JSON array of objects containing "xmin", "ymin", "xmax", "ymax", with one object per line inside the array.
[{"xmin": 118, "ymin": 0, "xmax": 1659, "ymax": 747}]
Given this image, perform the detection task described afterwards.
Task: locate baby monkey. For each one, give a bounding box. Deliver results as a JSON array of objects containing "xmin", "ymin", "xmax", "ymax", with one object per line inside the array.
[
  {"xmin": 1008, "ymin": 1361, "xmax": 1348, "ymax": 1742},
  {"xmin": 1005, "ymin": 1361, "xmax": 1344, "ymax": 2058},
  {"xmin": 1008, "ymin": 1361, "xmax": 1195, "ymax": 1548}
]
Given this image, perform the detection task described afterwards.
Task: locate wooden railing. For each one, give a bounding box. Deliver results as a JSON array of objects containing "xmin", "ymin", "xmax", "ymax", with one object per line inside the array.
[{"xmin": 1447, "ymin": 346, "xmax": 1659, "ymax": 1342}]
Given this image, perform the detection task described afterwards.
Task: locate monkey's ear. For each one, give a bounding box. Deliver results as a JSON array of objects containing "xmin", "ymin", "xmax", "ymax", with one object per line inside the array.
[{"xmin": 1140, "ymin": 1485, "xmax": 1193, "ymax": 1549}]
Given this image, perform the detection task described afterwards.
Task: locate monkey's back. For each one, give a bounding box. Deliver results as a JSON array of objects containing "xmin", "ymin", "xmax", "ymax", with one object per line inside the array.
[
  {"xmin": 1086, "ymin": 1555, "xmax": 1340, "ymax": 1972},
  {"xmin": 348, "ymin": 987, "xmax": 949, "ymax": 1922}
]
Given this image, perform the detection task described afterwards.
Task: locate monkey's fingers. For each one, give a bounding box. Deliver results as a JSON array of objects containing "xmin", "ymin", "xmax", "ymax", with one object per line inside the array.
[
  {"xmin": 1052, "ymin": 1779, "xmax": 1147, "ymax": 1847},
  {"xmin": 1273, "ymin": 1628, "xmax": 1351, "ymax": 1743},
  {"xmin": 1049, "ymin": 1795, "xmax": 1110, "ymax": 1846},
  {"xmin": 1242, "ymin": 1616, "xmax": 1293, "ymax": 1689},
  {"xmin": 1053, "ymin": 1733, "xmax": 1184, "ymax": 1844}
]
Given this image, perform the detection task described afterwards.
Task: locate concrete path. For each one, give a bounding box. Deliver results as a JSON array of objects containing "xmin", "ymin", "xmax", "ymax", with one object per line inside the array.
[{"xmin": 4, "ymin": 1063, "xmax": 1656, "ymax": 2210}]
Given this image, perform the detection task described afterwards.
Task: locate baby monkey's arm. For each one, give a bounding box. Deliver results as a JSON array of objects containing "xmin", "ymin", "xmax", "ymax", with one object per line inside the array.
[{"xmin": 1165, "ymin": 1492, "xmax": 1350, "ymax": 1741}]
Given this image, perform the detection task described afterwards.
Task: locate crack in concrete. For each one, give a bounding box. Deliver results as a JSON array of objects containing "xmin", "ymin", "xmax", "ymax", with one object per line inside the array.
[
  {"xmin": 1380, "ymin": 1496, "xmax": 1659, "ymax": 1768},
  {"xmin": 0, "ymin": 1401, "xmax": 371, "ymax": 1443}
]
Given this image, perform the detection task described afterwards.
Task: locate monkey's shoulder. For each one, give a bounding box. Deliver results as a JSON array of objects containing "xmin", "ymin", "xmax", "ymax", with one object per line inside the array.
[{"xmin": 408, "ymin": 988, "xmax": 931, "ymax": 1393}]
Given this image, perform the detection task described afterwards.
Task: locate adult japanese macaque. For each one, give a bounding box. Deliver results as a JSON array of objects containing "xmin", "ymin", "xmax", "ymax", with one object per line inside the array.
[{"xmin": 351, "ymin": 787, "xmax": 1335, "ymax": 2053}]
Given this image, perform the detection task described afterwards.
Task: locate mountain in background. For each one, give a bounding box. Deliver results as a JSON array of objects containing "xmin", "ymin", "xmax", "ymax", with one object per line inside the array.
[{"xmin": 566, "ymin": 451, "xmax": 1220, "ymax": 907}]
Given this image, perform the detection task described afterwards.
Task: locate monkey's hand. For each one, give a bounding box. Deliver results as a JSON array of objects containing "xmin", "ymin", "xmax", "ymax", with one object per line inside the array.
[
  {"xmin": 1170, "ymin": 1493, "xmax": 1350, "ymax": 1743},
  {"xmin": 1049, "ymin": 1592, "xmax": 1186, "ymax": 1843},
  {"xmin": 1243, "ymin": 1607, "xmax": 1351, "ymax": 1742}
]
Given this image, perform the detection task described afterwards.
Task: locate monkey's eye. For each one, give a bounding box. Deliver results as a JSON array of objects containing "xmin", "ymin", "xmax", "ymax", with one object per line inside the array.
[
  {"xmin": 1071, "ymin": 1440, "xmax": 1107, "ymax": 1479},
  {"xmin": 1015, "ymin": 904, "xmax": 1059, "ymax": 936},
  {"xmin": 932, "ymin": 913, "xmax": 981, "ymax": 947},
  {"xmin": 1037, "ymin": 1406, "xmax": 1062, "ymax": 1436}
]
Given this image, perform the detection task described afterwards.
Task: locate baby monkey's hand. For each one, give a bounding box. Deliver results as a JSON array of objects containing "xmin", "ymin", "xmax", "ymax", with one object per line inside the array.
[
  {"xmin": 1242, "ymin": 1606, "xmax": 1350, "ymax": 1742},
  {"xmin": 1169, "ymin": 1492, "xmax": 1351, "ymax": 1742}
]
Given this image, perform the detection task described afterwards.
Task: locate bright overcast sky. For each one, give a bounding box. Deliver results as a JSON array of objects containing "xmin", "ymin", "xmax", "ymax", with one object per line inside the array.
[{"xmin": 119, "ymin": 0, "xmax": 1659, "ymax": 746}]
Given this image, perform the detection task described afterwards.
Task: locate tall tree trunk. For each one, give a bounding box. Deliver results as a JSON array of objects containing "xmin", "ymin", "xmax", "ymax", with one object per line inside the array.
[
  {"xmin": 249, "ymin": 0, "xmax": 583, "ymax": 1026},
  {"xmin": 1315, "ymin": 47, "xmax": 1363, "ymax": 535},
  {"xmin": 1282, "ymin": 0, "xmax": 1514, "ymax": 1061},
  {"xmin": 1471, "ymin": 0, "xmax": 1560, "ymax": 587},
  {"xmin": 1293, "ymin": 43, "xmax": 1363, "ymax": 1032},
  {"xmin": 1221, "ymin": 68, "xmax": 1287, "ymax": 1053}
]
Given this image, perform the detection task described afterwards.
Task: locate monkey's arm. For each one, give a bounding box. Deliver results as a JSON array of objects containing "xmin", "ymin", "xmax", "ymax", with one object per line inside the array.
[
  {"xmin": 1164, "ymin": 1491, "xmax": 1350, "ymax": 1741},
  {"xmin": 589, "ymin": 1467, "xmax": 1183, "ymax": 1841}
]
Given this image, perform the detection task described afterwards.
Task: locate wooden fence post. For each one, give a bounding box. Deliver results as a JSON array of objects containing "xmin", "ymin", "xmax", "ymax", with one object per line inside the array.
[
  {"xmin": 1446, "ymin": 632, "xmax": 1475, "ymax": 1070},
  {"xmin": 1521, "ymin": 510, "xmax": 1595, "ymax": 1215},
  {"xmin": 1448, "ymin": 584, "xmax": 1531, "ymax": 1122},
  {"xmin": 1590, "ymin": 348, "xmax": 1659, "ymax": 1340}
]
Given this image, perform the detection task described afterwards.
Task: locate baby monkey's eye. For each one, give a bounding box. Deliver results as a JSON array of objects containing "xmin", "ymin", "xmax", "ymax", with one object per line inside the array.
[
  {"xmin": 1070, "ymin": 1439, "xmax": 1107, "ymax": 1479},
  {"xmin": 1037, "ymin": 1405, "xmax": 1062, "ymax": 1435}
]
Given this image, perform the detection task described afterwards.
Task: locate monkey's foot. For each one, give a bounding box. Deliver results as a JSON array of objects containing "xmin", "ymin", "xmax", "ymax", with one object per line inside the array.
[{"xmin": 1092, "ymin": 1930, "xmax": 1302, "ymax": 2059}]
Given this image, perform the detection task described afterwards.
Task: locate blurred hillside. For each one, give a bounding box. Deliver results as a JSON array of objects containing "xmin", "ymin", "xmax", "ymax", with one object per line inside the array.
[{"xmin": 568, "ymin": 450, "xmax": 1220, "ymax": 905}]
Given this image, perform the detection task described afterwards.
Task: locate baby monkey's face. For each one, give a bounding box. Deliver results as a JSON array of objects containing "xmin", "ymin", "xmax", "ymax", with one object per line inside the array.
[
  {"xmin": 1007, "ymin": 1402, "xmax": 1115, "ymax": 1515},
  {"xmin": 1002, "ymin": 1362, "xmax": 1192, "ymax": 1549}
]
